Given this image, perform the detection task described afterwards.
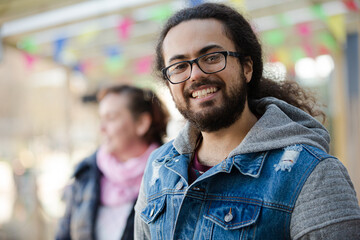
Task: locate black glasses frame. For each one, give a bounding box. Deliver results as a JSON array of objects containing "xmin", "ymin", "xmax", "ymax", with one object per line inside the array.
[{"xmin": 162, "ymin": 51, "xmax": 242, "ymax": 84}]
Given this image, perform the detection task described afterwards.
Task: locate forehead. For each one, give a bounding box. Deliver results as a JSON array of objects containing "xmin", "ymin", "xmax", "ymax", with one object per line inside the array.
[
  {"xmin": 99, "ymin": 93, "xmax": 128, "ymax": 114},
  {"xmin": 162, "ymin": 19, "xmax": 235, "ymax": 62}
]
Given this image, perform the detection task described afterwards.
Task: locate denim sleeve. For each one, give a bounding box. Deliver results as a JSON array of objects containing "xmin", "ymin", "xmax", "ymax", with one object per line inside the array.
[
  {"xmin": 134, "ymin": 178, "xmax": 151, "ymax": 240},
  {"xmin": 55, "ymin": 184, "xmax": 74, "ymax": 240},
  {"xmin": 291, "ymin": 158, "xmax": 360, "ymax": 239}
]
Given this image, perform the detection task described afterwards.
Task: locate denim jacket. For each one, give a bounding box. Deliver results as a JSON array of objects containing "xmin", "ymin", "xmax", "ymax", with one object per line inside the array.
[
  {"xmin": 135, "ymin": 97, "xmax": 360, "ymax": 239},
  {"xmin": 139, "ymin": 142, "xmax": 333, "ymax": 239}
]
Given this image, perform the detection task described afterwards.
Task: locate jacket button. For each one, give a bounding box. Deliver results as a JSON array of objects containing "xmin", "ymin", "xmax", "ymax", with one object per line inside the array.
[
  {"xmin": 224, "ymin": 209, "xmax": 233, "ymax": 222},
  {"xmin": 150, "ymin": 206, "xmax": 155, "ymax": 217},
  {"xmin": 175, "ymin": 182, "xmax": 183, "ymax": 190}
]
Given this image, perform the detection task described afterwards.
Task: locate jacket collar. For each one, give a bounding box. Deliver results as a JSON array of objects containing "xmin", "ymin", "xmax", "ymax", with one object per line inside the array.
[
  {"xmin": 73, "ymin": 150, "xmax": 98, "ymax": 178},
  {"xmin": 172, "ymin": 121, "xmax": 268, "ymax": 179},
  {"xmin": 162, "ymin": 144, "xmax": 267, "ymax": 180},
  {"xmin": 231, "ymin": 152, "xmax": 267, "ymax": 178}
]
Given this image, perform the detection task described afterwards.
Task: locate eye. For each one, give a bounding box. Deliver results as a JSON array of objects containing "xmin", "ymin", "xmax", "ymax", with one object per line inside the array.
[
  {"xmin": 202, "ymin": 53, "xmax": 222, "ymax": 64},
  {"xmin": 169, "ymin": 62, "xmax": 189, "ymax": 75}
]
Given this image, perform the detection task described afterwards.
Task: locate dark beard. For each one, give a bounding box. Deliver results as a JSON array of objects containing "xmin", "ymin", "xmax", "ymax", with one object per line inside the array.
[{"xmin": 176, "ymin": 74, "xmax": 247, "ymax": 132}]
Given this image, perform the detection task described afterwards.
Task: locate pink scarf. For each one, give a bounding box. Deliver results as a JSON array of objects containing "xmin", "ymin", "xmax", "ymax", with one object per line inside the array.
[{"xmin": 96, "ymin": 143, "xmax": 158, "ymax": 206}]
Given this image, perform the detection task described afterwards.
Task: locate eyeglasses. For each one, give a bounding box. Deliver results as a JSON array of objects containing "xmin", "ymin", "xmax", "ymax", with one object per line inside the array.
[{"xmin": 162, "ymin": 51, "xmax": 242, "ymax": 84}]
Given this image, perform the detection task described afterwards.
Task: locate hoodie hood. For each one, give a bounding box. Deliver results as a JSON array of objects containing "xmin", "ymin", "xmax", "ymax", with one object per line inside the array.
[
  {"xmin": 173, "ymin": 97, "xmax": 330, "ymax": 156},
  {"xmin": 229, "ymin": 97, "xmax": 330, "ymax": 156}
]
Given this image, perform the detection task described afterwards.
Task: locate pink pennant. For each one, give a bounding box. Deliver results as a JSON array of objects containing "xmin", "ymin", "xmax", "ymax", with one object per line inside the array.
[
  {"xmin": 23, "ymin": 53, "xmax": 36, "ymax": 69},
  {"xmin": 296, "ymin": 23, "xmax": 311, "ymax": 37},
  {"xmin": 136, "ymin": 56, "xmax": 153, "ymax": 74},
  {"xmin": 303, "ymin": 43, "xmax": 314, "ymax": 58},
  {"xmin": 117, "ymin": 18, "xmax": 133, "ymax": 40},
  {"xmin": 82, "ymin": 59, "xmax": 94, "ymax": 74}
]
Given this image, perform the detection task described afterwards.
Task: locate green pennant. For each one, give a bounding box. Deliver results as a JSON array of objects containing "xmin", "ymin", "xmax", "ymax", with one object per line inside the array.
[
  {"xmin": 262, "ymin": 30, "xmax": 286, "ymax": 46},
  {"xmin": 317, "ymin": 32, "xmax": 338, "ymax": 52},
  {"xmin": 18, "ymin": 37, "xmax": 38, "ymax": 54},
  {"xmin": 151, "ymin": 5, "xmax": 173, "ymax": 22},
  {"xmin": 311, "ymin": 4, "xmax": 327, "ymax": 21},
  {"xmin": 105, "ymin": 56, "xmax": 126, "ymax": 74}
]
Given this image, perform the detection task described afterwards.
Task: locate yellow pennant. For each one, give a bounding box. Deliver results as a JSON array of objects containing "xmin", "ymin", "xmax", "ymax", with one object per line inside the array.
[{"xmin": 326, "ymin": 14, "xmax": 346, "ymax": 44}]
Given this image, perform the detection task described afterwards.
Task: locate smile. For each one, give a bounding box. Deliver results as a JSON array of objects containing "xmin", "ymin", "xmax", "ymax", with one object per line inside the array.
[{"xmin": 191, "ymin": 87, "xmax": 218, "ymax": 99}]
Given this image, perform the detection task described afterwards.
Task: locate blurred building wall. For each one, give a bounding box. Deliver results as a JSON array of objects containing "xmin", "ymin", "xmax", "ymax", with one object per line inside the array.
[{"xmin": 345, "ymin": 33, "xmax": 360, "ymax": 201}]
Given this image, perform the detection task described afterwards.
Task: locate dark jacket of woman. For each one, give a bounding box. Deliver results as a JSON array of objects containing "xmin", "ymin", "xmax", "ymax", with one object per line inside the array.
[{"xmin": 55, "ymin": 151, "xmax": 135, "ymax": 240}]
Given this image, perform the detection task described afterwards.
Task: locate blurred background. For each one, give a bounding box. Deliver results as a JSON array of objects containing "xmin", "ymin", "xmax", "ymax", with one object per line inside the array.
[{"xmin": 0, "ymin": 0, "xmax": 359, "ymax": 239}]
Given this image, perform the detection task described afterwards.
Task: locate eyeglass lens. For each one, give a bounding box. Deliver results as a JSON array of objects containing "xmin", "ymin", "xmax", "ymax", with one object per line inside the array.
[{"xmin": 166, "ymin": 52, "xmax": 226, "ymax": 83}]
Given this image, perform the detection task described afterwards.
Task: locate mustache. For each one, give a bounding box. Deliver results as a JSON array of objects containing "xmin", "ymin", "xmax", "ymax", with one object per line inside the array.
[{"xmin": 184, "ymin": 78, "xmax": 225, "ymax": 97}]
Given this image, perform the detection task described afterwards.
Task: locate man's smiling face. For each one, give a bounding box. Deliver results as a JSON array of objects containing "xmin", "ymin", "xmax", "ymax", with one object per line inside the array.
[{"xmin": 162, "ymin": 19, "xmax": 253, "ymax": 132}]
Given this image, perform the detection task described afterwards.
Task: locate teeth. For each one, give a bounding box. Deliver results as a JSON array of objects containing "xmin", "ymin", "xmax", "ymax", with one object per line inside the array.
[{"xmin": 192, "ymin": 87, "xmax": 217, "ymax": 98}]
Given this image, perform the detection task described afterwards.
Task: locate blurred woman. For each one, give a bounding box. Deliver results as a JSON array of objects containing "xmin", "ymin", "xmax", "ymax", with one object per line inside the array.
[{"xmin": 56, "ymin": 85, "xmax": 168, "ymax": 240}]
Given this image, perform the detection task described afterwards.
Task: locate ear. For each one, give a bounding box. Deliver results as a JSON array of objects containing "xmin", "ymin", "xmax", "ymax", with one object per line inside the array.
[
  {"xmin": 136, "ymin": 113, "xmax": 152, "ymax": 137},
  {"xmin": 243, "ymin": 57, "xmax": 253, "ymax": 83}
]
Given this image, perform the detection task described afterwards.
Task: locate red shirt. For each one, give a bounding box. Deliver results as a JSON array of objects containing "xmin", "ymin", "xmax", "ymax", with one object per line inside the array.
[{"xmin": 188, "ymin": 150, "xmax": 211, "ymax": 184}]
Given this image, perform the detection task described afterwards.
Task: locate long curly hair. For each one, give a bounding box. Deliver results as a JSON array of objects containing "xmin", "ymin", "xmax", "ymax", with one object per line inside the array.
[{"xmin": 155, "ymin": 3, "xmax": 325, "ymax": 121}]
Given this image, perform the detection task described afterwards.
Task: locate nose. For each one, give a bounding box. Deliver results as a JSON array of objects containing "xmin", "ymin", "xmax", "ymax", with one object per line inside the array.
[
  {"xmin": 189, "ymin": 62, "xmax": 206, "ymax": 82},
  {"xmin": 100, "ymin": 122, "xmax": 106, "ymax": 133}
]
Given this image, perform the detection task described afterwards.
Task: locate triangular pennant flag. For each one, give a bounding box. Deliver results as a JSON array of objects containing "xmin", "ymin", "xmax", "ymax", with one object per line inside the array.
[
  {"xmin": 117, "ymin": 18, "xmax": 133, "ymax": 40},
  {"xmin": 262, "ymin": 30, "xmax": 286, "ymax": 47},
  {"xmin": 82, "ymin": 59, "xmax": 95, "ymax": 75},
  {"xmin": 77, "ymin": 25, "xmax": 99, "ymax": 44},
  {"xmin": 136, "ymin": 56, "xmax": 153, "ymax": 74},
  {"xmin": 342, "ymin": 0, "xmax": 359, "ymax": 11},
  {"xmin": 326, "ymin": 14, "xmax": 346, "ymax": 43},
  {"xmin": 311, "ymin": 4, "xmax": 327, "ymax": 21},
  {"xmin": 53, "ymin": 37, "xmax": 67, "ymax": 62},
  {"xmin": 73, "ymin": 62, "xmax": 84, "ymax": 73},
  {"xmin": 230, "ymin": 0, "xmax": 247, "ymax": 11},
  {"xmin": 151, "ymin": 5, "xmax": 172, "ymax": 22},
  {"xmin": 105, "ymin": 56, "xmax": 126, "ymax": 74},
  {"xmin": 105, "ymin": 46, "xmax": 122, "ymax": 58},
  {"xmin": 296, "ymin": 23, "xmax": 311, "ymax": 37},
  {"xmin": 23, "ymin": 52, "xmax": 36, "ymax": 69},
  {"xmin": 189, "ymin": 0, "xmax": 203, "ymax": 7},
  {"xmin": 317, "ymin": 32, "xmax": 338, "ymax": 52},
  {"xmin": 302, "ymin": 42, "xmax": 315, "ymax": 58},
  {"xmin": 18, "ymin": 37, "xmax": 38, "ymax": 54}
]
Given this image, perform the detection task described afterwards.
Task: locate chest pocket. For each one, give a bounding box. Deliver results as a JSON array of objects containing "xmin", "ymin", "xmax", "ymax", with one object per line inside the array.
[
  {"xmin": 140, "ymin": 196, "xmax": 168, "ymax": 240},
  {"xmin": 204, "ymin": 199, "xmax": 262, "ymax": 239},
  {"xmin": 140, "ymin": 196, "xmax": 166, "ymax": 224}
]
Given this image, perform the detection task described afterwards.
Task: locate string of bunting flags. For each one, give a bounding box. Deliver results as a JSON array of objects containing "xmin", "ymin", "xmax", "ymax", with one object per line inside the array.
[{"xmin": 15, "ymin": 0, "xmax": 358, "ymax": 79}]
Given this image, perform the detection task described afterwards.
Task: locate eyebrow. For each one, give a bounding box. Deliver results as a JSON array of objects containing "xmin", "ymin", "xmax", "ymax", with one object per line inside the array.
[{"xmin": 167, "ymin": 44, "xmax": 225, "ymax": 64}]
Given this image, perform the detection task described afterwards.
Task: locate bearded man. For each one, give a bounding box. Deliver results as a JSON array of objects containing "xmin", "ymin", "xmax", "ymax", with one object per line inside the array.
[{"xmin": 134, "ymin": 3, "xmax": 360, "ymax": 239}]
